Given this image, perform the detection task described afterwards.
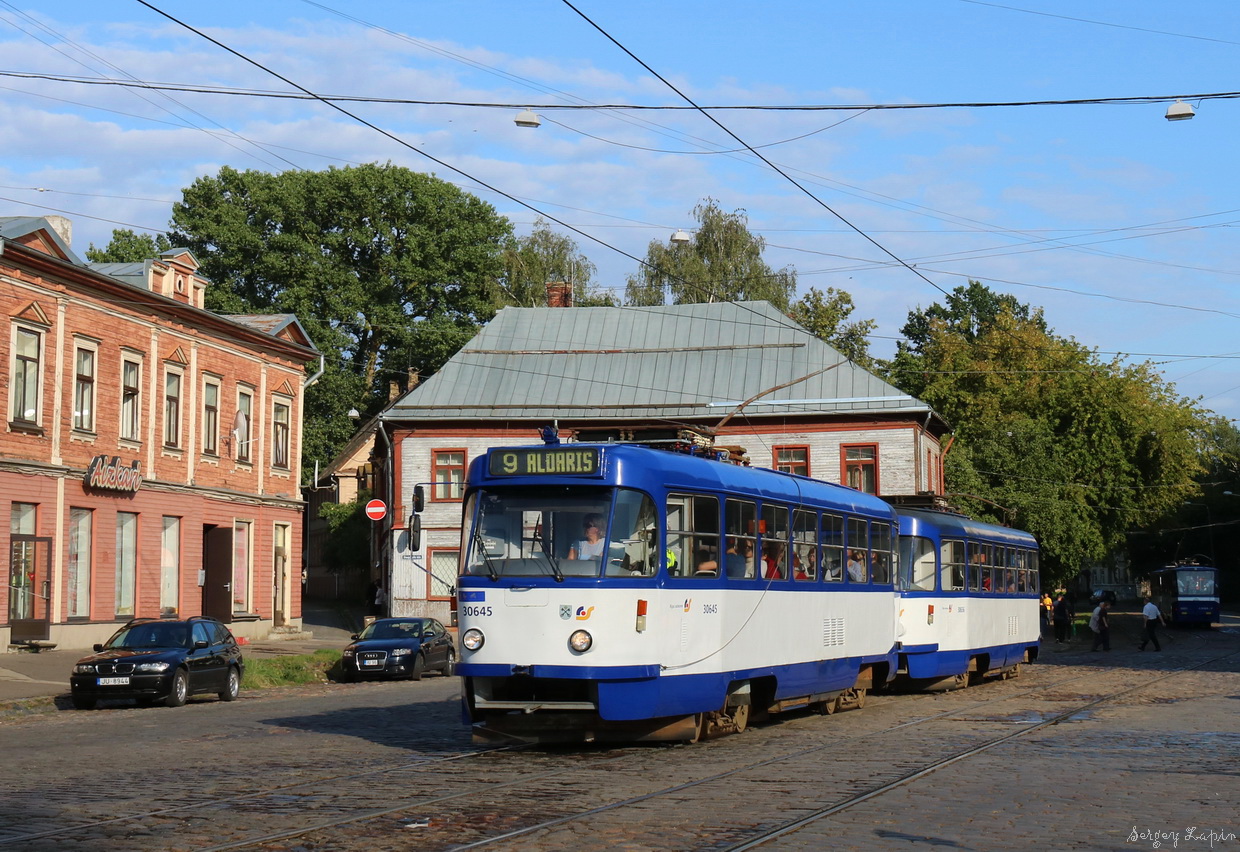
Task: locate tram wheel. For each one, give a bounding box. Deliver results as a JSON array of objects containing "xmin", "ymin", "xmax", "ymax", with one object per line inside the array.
[
  {"xmin": 852, "ymin": 688, "xmax": 867, "ymax": 710},
  {"xmin": 953, "ymin": 672, "xmax": 970, "ymax": 690},
  {"xmin": 730, "ymin": 703, "xmax": 750, "ymax": 734},
  {"xmin": 1003, "ymin": 664, "xmax": 1021, "ymax": 681}
]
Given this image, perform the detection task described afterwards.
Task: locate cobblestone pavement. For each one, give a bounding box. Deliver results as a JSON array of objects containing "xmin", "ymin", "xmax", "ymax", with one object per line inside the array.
[{"xmin": 0, "ymin": 614, "xmax": 1235, "ymax": 852}]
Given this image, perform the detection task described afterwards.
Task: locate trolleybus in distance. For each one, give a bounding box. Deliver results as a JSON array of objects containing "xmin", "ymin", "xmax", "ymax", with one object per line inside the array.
[
  {"xmin": 894, "ymin": 506, "xmax": 1041, "ymax": 690},
  {"xmin": 1149, "ymin": 562, "xmax": 1219, "ymax": 627},
  {"xmin": 456, "ymin": 438, "xmax": 902, "ymax": 744}
]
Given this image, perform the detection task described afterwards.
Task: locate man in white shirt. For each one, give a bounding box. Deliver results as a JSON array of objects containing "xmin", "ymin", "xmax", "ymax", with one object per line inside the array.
[{"xmin": 1139, "ymin": 596, "xmax": 1165, "ymax": 652}]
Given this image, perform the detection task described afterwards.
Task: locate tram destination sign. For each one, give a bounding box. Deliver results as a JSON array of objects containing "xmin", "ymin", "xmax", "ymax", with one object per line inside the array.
[{"xmin": 490, "ymin": 447, "xmax": 600, "ymax": 477}]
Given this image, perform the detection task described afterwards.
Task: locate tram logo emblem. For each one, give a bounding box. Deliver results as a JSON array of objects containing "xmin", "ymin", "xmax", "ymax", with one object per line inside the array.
[
  {"xmin": 561, "ymin": 605, "xmax": 595, "ymax": 620},
  {"xmin": 575, "ymin": 606, "xmax": 595, "ymax": 620},
  {"xmin": 683, "ymin": 598, "xmax": 692, "ymax": 612},
  {"xmin": 560, "ymin": 605, "xmax": 572, "ymax": 620}
]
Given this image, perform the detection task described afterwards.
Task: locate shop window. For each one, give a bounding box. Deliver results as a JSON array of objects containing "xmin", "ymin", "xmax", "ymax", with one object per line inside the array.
[
  {"xmin": 68, "ymin": 508, "xmax": 92, "ymax": 618},
  {"xmin": 161, "ymin": 517, "xmax": 180, "ymax": 615},
  {"xmin": 233, "ymin": 520, "xmax": 251, "ymax": 613},
  {"xmin": 116, "ymin": 512, "xmax": 137, "ymax": 617}
]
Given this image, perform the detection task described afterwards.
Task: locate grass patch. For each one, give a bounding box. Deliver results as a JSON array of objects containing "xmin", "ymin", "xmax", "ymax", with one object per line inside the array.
[{"xmin": 244, "ymin": 649, "xmax": 343, "ymax": 689}]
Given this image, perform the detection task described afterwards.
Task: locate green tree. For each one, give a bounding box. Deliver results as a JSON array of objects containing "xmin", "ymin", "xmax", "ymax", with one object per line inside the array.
[
  {"xmin": 625, "ymin": 198, "xmax": 796, "ymax": 307},
  {"xmin": 85, "ymin": 228, "xmax": 172, "ymax": 262},
  {"xmin": 787, "ymin": 286, "xmax": 876, "ymax": 367},
  {"xmin": 500, "ymin": 218, "xmax": 614, "ymax": 307},
  {"xmin": 168, "ymin": 163, "xmax": 514, "ymax": 474},
  {"xmin": 883, "ymin": 282, "xmax": 1208, "ymax": 588}
]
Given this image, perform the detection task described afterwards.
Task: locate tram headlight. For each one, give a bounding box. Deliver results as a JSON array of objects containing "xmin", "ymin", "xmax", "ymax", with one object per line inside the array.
[
  {"xmin": 569, "ymin": 630, "xmax": 593, "ymax": 652},
  {"xmin": 462, "ymin": 628, "xmax": 485, "ymax": 651}
]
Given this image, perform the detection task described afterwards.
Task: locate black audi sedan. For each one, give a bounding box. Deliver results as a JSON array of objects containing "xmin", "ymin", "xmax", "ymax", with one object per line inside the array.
[
  {"xmin": 339, "ymin": 617, "xmax": 456, "ymax": 681},
  {"xmin": 70, "ymin": 616, "xmax": 244, "ymax": 710}
]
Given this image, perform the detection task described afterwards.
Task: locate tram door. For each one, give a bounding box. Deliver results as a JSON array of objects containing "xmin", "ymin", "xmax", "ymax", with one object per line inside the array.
[{"xmin": 8, "ymin": 536, "xmax": 52, "ymax": 642}]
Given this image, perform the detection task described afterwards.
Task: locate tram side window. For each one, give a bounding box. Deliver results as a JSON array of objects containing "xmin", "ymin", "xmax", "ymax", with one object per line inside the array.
[
  {"xmin": 941, "ymin": 540, "xmax": 965, "ymax": 591},
  {"xmin": 899, "ymin": 535, "xmax": 937, "ymax": 591},
  {"xmin": 724, "ymin": 499, "xmax": 758, "ymax": 579},
  {"xmin": 792, "ymin": 509, "xmax": 817, "ymax": 581},
  {"xmin": 609, "ymin": 489, "xmax": 659, "ymax": 576},
  {"xmin": 761, "ymin": 504, "xmax": 791, "ymax": 579},
  {"xmin": 1030, "ymin": 551, "xmax": 1040, "ymax": 593},
  {"xmin": 821, "ymin": 513, "xmax": 844, "ymax": 582},
  {"xmin": 667, "ymin": 494, "xmax": 720, "ymax": 578},
  {"xmin": 846, "ymin": 517, "xmax": 869, "ymax": 583},
  {"xmin": 968, "ymin": 542, "xmax": 986, "ymax": 592},
  {"xmin": 1015, "ymin": 550, "xmax": 1027, "ymax": 592},
  {"xmin": 871, "ymin": 521, "xmax": 893, "ymax": 585}
]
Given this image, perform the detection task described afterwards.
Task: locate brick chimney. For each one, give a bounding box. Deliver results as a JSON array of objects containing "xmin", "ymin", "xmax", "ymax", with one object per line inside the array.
[{"xmin": 545, "ymin": 281, "xmax": 573, "ymax": 308}]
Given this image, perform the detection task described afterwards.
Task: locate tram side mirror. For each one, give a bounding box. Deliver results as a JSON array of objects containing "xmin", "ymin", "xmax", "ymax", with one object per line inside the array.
[
  {"xmin": 412, "ymin": 485, "xmax": 425, "ymax": 514},
  {"xmin": 409, "ymin": 514, "xmax": 422, "ymax": 551}
]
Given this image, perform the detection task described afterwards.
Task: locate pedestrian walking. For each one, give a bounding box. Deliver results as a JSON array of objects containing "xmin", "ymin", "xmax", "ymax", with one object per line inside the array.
[
  {"xmin": 1052, "ymin": 595, "xmax": 1070, "ymax": 643},
  {"xmin": 1138, "ymin": 595, "xmax": 1166, "ymax": 651},
  {"xmin": 1089, "ymin": 600, "xmax": 1111, "ymax": 652},
  {"xmin": 1040, "ymin": 592, "xmax": 1053, "ymax": 638}
]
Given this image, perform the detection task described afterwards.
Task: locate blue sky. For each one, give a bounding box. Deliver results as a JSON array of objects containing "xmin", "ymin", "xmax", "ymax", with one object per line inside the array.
[{"xmin": 3, "ymin": 1, "xmax": 1240, "ymax": 421}]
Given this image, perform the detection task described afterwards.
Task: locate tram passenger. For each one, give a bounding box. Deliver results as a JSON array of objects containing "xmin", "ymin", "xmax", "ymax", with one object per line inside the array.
[
  {"xmin": 568, "ymin": 514, "xmax": 606, "ymax": 561},
  {"xmin": 724, "ymin": 538, "xmax": 753, "ymax": 578},
  {"xmin": 763, "ymin": 542, "xmax": 786, "ymax": 579},
  {"xmin": 847, "ymin": 550, "xmax": 866, "ymax": 582},
  {"xmin": 694, "ymin": 548, "xmax": 719, "ymax": 576}
]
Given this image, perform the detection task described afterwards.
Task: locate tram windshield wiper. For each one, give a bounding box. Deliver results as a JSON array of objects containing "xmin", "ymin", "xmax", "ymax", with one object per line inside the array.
[
  {"xmin": 538, "ymin": 534, "xmax": 564, "ymax": 583},
  {"xmin": 472, "ymin": 531, "xmax": 500, "ymax": 582}
]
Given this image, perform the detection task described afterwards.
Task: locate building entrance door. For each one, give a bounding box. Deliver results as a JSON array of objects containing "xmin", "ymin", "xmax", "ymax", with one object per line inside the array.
[
  {"xmin": 9, "ymin": 536, "xmax": 52, "ymax": 642},
  {"xmin": 202, "ymin": 525, "xmax": 233, "ymax": 623}
]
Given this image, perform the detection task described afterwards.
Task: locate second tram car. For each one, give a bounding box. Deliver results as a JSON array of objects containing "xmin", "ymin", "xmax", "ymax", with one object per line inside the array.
[
  {"xmin": 1149, "ymin": 562, "xmax": 1219, "ymax": 626},
  {"xmin": 456, "ymin": 439, "xmax": 1040, "ymax": 744}
]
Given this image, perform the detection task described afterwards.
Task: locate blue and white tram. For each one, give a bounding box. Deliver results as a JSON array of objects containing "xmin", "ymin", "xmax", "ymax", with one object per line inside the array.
[
  {"xmin": 893, "ymin": 508, "xmax": 1041, "ymax": 689},
  {"xmin": 1149, "ymin": 563, "xmax": 1219, "ymax": 626},
  {"xmin": 456, "ymin": 440, "xmax": 902, "ymax": 744}
]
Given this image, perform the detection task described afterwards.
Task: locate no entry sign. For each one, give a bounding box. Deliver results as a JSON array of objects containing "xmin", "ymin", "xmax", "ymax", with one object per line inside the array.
[{"xmin": 365, "ymin": 499, "xmax": 387, "ymax": 521}]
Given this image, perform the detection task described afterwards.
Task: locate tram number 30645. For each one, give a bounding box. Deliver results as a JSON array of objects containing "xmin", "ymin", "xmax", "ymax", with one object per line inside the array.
[{"xmin": 461, "ymin": 605, "xmax": 493, "ymax": 618}]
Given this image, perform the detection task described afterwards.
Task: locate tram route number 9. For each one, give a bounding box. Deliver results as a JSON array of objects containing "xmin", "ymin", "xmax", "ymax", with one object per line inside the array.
[
  {"xmin": 489, "ymin": 447, "xmax": 600, "ymax": 477},
  {"xmin": 461, "ymin": 605, "xmax": 493, "ymax": 617}
]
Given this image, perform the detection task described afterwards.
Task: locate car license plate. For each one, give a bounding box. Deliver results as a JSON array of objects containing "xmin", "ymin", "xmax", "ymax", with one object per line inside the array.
[
  {"xmin": 98, "ymin": 677, "xmax": 130, "ymax": 686},
  {"xmin": 362, "ymin": 660, "xmax": 380, "ymax": 667}
]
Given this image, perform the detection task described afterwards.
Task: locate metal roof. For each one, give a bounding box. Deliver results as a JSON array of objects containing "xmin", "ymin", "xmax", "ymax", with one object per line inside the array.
[{"xmin": 387, "ymin": 301, "xmax": 933, "ymax": 423}]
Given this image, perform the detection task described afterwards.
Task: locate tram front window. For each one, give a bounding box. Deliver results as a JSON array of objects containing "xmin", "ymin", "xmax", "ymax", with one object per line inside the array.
[{"xmin": 464, "ymin": 487, "xmax": 658, "ymax": 579}]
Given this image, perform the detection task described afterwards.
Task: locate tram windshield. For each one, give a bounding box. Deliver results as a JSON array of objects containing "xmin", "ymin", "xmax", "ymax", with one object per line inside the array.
[
  {"xmin": 1176, "ymin": 570, "xmax": 1216, "ymax": 596},
  {"xmin": 463, "ymin": 486, "xmax": 659, "ymax": 579}
]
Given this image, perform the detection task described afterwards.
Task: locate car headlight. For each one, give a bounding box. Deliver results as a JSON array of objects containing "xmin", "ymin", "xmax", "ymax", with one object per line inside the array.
[
  {"xmin": 390, "ymin": 648, "xmax": 414, "ymax": 656},
  {"xmin": 135, "ymin": 661, "xmax": 171, "ymax": 673},
  {"xmin": 343, "ymin": 648, "xmax": 355, "ymax": 657},
  {"xmin": 73, "ymin": 664, "xmax": 96, "ymax": 674},
  {"xmin": 569, "ymin": 630, "xmax": 593, "ymax": 652},
  {"xmin": 462, "ymin": 628, "xmax": 484, "ymax": 651}
]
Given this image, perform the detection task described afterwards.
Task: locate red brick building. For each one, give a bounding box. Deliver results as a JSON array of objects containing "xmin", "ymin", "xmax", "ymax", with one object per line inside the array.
[{"xmin": 1, "ymin": 216, "xmax": 318, "ymax": 652}]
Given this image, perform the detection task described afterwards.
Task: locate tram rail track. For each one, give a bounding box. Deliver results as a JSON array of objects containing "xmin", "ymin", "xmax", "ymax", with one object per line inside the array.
[{"xmin": 1, "ymin": 638, "xmax": 1231, "ymax": 851}]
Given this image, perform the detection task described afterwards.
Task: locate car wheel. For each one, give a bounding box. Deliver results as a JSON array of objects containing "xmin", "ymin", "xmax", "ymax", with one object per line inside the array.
[
  {"xmin": 72, "ymin": 695, "xmax": 96, "ymax": 711},
  {"xmin": 165, "ymin": 669, "xmax": 189, "ymax": 707},
  {"xmin": 441, "ymin": 649, "xmax": 456, "ymax": 677},
  {"xmin": 219, "ymin": 667, "xmax": 240, "ymax": 701},
  {"xmin": 409, "ymin": 653, "xmax": 425, "ymax": 681}
]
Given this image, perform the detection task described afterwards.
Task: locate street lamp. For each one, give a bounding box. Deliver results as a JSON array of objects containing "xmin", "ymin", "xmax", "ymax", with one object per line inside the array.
[
  {"xmin": 670, "ymin": 229, "xmax": 691, "ymax": 245},
  {"xmin": 514, "ymin": 109, "xmax": 541, "ymax": 128},
  {"xmin": 1165, "ymin": 100, "xmax": 1195, "ymax": 121}
]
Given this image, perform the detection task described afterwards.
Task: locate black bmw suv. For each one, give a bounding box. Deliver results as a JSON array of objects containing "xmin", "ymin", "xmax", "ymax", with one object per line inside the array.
[{"xmin": 70, "ymin": 616, "xmax": 245, "ymax": 710}]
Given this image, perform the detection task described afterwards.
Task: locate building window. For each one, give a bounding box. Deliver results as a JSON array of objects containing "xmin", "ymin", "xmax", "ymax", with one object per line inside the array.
[
  {"xmin": 431, "ymin": 450, "xmax": 466, "ymax": 501},
  {"xmin": 121, "ymin": 358, "xmax": 142, "ymax": 441},
  {"xmin": 68, "ymin": 508, "xmax": 92, "ymax": 618},
  {"xmin": 163, "ymin": 370, "xmax": 182, "ymax": 448},
  {"xmin": 233, "ymin": 520, "xmax": 251, "ymax": 613},
  {"xmin": 73, "ymin": 347, "xmax": 96, "ymax": 432},
  {"xmin": 202, "ymin": 379, "xmax": 220, "ymax": 456},
  {"xmin": 115, "ymin": 512, "xmax": 137, "ymax": 617},
  {"xmin": 773, "ymin": 445, "xmax": 809, "ymax": 477},
  {"xmin": 428, "ymin": 549, "xmax": 458, "ymax": 600},
  {"xmin": 161, "ymin": 517, "xmax": 180, "ymax": 616},
  {"xmin": 272, "ymin": 399, "xmax": 290, "ymax": 469},
  {"xmin": 11, "ymin": 326, "xmax": 41, "ymax": 424},
  {"xmin": 842, "ymin": 444, "xmax": 879, "ymax": 495},
  {"xmin": 235, "ymin": 390, "xmax": 253, "ymax": 462}
]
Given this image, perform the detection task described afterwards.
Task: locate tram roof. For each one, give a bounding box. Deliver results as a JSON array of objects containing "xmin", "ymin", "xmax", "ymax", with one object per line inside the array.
[
  {"xmin": 387, "ymin": 301, "xmax": 939, "ymax": 424},
  {"xmin": 896, "ymin": 506, "xmax": 1038, "ymax": 547}
]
